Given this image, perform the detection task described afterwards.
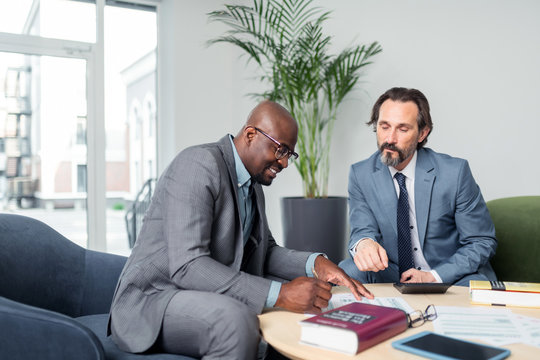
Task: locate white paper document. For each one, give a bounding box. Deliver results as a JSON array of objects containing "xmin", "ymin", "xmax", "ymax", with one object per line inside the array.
[
  {"xmin": 513, "ymin": 314, "xmax": 540, "ymax": 349},
  {"xmin": 323, "ymin": 293, "xmax": 415, "ymax": 313},
  {"xmin": 432, "ymin": 306, "xmax": 534, "ymax": 346}
]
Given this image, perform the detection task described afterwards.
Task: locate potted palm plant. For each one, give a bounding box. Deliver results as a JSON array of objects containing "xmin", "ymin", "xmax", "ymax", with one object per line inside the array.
[{"xmin": 208, "ymin": 0, "xmax": 381, "ymax": 262}]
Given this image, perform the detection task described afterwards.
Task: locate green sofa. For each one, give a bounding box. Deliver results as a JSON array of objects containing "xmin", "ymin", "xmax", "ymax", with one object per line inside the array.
[{"xmin": 486, "ymin": 196, "xmax": 540, "ymax": 283}]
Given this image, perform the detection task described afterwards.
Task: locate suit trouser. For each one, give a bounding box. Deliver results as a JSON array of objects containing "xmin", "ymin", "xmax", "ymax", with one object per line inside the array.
[{"xmin": 156, "ymin": 290, "xmax": 260, "ymax": 360}]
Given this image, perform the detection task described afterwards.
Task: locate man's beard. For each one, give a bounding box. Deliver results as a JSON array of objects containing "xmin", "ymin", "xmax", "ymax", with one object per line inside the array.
[
  {"xmin": 252, "ymin": 165, "xmax": 278, "ymax": 186},
  {"xmin": 379, "ymin": 141, "xmax": 417, "ymax": 168},
  {"xmin": 253, "ymin": 171, "xmax": 272, "ymax": 186}
]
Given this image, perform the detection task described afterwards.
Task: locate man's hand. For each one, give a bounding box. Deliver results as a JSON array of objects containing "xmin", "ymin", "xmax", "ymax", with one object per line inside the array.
[
  {"xmin": 275, "ymin": 277, "xmax": 332, "ymax": 313},
  {"xmin": 314, "ymin": 255, "xmax": 374, "ymax": 301},
  {"xmin": 400, "ymin": 268, "xmax": 436, "ymax": 283},
  {"xmin": 353, "ymin": 239, "xmax": 388, "ymax": 272}
]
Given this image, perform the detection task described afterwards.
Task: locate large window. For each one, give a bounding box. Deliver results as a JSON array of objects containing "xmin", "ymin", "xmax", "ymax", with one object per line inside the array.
[
  {"xmin": 0, "ymin": 0, "xmax": 158, "ymax": 256},
  {"xmin": 0, "ymin": 0, "xmax": 96, "ymax": 42}
]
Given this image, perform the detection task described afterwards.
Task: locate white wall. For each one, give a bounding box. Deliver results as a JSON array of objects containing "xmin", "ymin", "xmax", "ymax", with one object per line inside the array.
[
  {"xmin": 159, "ymin": 0, "xmax": 540, "ymax": 245},
  {"xmin": 158, "ymin": 0, "xmax": 258, "ymax": 172}
]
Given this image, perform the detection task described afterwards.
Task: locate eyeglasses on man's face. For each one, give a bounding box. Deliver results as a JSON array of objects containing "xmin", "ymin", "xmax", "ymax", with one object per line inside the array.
[
  {"xmin": 407, "ymin": 304, "xmax": 437, "ymax": 328},
  {"xmin": 252, "ymin": 127, "xmax": 299, "ymax": 162}
]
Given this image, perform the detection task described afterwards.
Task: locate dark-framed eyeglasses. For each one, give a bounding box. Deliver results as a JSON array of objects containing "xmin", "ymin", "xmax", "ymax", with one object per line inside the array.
[
  {"xmin": 407, "ymin": 304, "xmax": 437, "ymax": 328},
  {"xmin": 252, "ymin": 127, "xmax": 299, "ymax": 162}
]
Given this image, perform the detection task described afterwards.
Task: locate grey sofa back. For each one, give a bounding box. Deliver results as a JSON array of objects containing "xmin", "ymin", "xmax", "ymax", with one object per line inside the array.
[
  {"xmin": 0, "ymin": 213, "xmax": 126, "ymax": 317},
  {"xmin": 0, "ymin": 214, "xmax": 197, "ymax": 360}
]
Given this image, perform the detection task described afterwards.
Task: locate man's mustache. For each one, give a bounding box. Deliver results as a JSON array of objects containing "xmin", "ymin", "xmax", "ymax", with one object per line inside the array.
[{"xmin": 381, "ymin": 142, "xmax": 399, "ymax": 152}]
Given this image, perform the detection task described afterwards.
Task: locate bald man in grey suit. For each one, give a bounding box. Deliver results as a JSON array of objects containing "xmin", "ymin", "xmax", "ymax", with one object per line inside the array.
[{"xmin": 108, "ymin": 101, "xmax": 372, "ymax": 359}]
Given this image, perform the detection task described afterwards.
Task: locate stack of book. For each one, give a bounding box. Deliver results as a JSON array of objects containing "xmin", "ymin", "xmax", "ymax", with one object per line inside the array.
[{"xmin": 469, "ymin": 280, "xmax": 540, "ymax": 308}]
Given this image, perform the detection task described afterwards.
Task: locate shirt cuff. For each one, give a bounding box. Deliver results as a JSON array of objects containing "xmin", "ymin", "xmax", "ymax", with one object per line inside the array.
[
  {"xmin": 349, "ymin": 238, "xmax": 374, "ymax": 257},
  {"xmin": 267, "ymin": 253, "xmax": 327, "ymax": 308},
  {"xmin": 306, "ymin": 253, "xmax": 326, "ymax": 277},
  {"xmin": 265, "ymin": 281, "xmax": 282, "ymax": 308},
  {"xmin": 430, "ymin": 270, "xmax": 443, "ymax": 283}
]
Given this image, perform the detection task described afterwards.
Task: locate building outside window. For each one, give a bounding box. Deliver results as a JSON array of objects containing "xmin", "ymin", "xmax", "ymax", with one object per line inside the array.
[{"xmin": 0, "ymin": 0, "xmax": 158, "ymax": 255}]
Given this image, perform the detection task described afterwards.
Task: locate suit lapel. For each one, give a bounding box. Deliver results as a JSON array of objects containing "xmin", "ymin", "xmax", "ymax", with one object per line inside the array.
[
  {"xmin": 218, "ymin": 135, "xmax": 239, "ymax": 196},
  {"xmin": 372, "ymin": 157, "xmax": 398, "ymax": 235},
  {"xmin": 251, "ymin": 184, "xmax": 264, "ymax": 245},
  {"xmin": 415, "ymin": 149, "xmax": 436, "ymax": 248},
  {"xmin": 217, "ymin": 135, "xmax": 245, "ymax": 269}
]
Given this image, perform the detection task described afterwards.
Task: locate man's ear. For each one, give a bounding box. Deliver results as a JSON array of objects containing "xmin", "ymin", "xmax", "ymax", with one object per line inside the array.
[
  {"xmin": 418, "ymin": 127, "xmax": 430, "ymax": 144},
  {"xmin": 244, "ymin": 126, "xmax": 257, "ymax": 146}
]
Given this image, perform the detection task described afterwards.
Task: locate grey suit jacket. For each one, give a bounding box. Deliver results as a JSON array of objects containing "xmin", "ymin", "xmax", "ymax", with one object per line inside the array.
[
  {"xmin": 108, "ymin": 135, "xmax": 311, "ymax": 353},
  {"xmin": 348, "ymin": 147, "xmax": 497, "ymax": 284}
]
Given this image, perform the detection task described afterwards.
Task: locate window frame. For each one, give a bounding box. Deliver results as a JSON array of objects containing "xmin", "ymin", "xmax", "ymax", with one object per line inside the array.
[{"xmin": 0, "ymin": 0, "xmax": 160, "ymax": 251}]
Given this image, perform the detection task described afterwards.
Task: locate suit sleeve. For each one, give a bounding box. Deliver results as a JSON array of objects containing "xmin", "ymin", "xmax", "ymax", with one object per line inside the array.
[
  {"xmin": 162, "ymin": 148, "xmax": 271, "ymax": 313},
  {"xmin": 264, "ymin": 231, "xmax": 312, "ymax": 280},
  {"xmin": 245, "ymin": 183, "xmax": 312, "ymax": 280},
  {"xmin": 432, "ymin": 161, "xmax": 497, "ymax": 283},
  {"xmin": 348, "ymin": 165, "xmax": 382, "ymax": 250}
]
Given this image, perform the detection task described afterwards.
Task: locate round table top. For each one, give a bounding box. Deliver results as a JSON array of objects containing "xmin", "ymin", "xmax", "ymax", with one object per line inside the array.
[{"xmin": 259, "ymin": 283, "xmax": 540, "ymax": 360}]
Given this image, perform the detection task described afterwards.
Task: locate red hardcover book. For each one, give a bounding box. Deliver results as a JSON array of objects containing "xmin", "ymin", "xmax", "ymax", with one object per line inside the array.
[{"xmin": 299, "ymin": 302, "xmax": 409, "ymax": 355}]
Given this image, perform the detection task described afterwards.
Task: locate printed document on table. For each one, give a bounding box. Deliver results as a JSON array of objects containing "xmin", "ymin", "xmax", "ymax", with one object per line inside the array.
[
  {"xmin": 433, "ymin": 306, "xmax": 527, "ymax": 346},
  {"xmin": 513, "ymin": 314, "xmax": 540, "ymax": 348},
  {"xmin": 323, "ymin": 293, "xmax": 415, "ymax": 313}
]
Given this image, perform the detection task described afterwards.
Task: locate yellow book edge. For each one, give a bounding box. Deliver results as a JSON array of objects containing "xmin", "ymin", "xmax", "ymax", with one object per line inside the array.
[{"xmin": 469, "ymin": 280, "xmax": 540, "ymax": 293}]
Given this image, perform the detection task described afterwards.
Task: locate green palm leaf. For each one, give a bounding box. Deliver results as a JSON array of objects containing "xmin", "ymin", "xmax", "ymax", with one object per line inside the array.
[{"xmin": 209, "ymin": 0, "xmax": 381, "ymax": 198}]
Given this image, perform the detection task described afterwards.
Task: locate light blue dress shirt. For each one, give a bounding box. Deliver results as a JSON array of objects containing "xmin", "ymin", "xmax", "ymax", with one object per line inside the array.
[{"xmin": 229, "ymin": 136, "xmax": 322, "ymax": 308}]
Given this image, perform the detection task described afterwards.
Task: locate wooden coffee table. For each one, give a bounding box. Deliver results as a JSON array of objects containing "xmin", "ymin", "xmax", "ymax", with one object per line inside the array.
[{"xmin": 259, "ymin": 283, "xmax": 540, "ymax": 359}]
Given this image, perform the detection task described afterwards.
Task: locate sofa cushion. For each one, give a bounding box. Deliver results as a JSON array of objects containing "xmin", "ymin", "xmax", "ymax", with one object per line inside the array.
[
  {"xmin": 81, "ymin": 250, "xmax": 127, "ymax": 315},
  {"xmin": 76, "ymin": 314, "xmax": 196, "ymax": 360},
  {"xmin": 0, "ymin": 214, "xmax": 86, "ymax": 317},
  {"xmin": 487, "ymin": 196, "xmax": 540, "ymax": 282},
  {"xmin": 0, "ymin": 296, "xmax": 105, "ymax": 360},
  {"xmin": 0, "ymin": 214, "xmax": 128, "ymax": 318}
]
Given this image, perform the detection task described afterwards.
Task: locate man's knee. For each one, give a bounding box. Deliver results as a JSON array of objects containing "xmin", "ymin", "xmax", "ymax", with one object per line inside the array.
[
  {"xmin": 210, "ymin": 297, "xmax": 260, "ymax": 358},
  {"xmin": 214, "ymin": 299, "xmax": 259, "ymax": 337},
  {"xmin": 160, "ymin": 291, "xmax": 260, "ymax": 359}
]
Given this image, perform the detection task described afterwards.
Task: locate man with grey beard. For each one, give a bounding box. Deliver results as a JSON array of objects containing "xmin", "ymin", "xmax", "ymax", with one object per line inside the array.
[{"xmin": 339, "ymin": 87, "xmax": 497, "ymax": 286}]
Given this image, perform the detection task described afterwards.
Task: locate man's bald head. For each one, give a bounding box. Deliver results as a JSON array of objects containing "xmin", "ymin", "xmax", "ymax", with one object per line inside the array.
[
  {"xmin": 240, "ymin": 100, "xmax": 297, "ymax": 137},
  {"xmin": 234, "ymin": 100, "xmax": 298, "ymax": 185}
]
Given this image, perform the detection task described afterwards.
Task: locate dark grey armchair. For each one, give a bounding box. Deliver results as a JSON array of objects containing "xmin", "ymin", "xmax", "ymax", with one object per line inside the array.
[{"xmin": 0, "ymin": 213, "xmax": 195, "ymax": 360}]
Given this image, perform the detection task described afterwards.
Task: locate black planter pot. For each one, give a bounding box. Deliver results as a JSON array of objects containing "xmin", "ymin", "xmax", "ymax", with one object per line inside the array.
[{"xmin": 281, "ymin": 196, "xmax": 348, "ymax": 264}]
